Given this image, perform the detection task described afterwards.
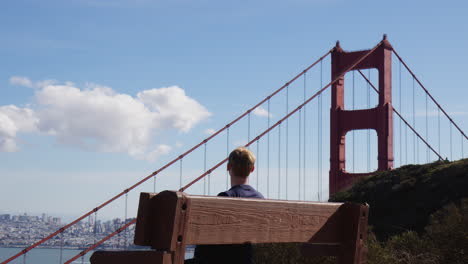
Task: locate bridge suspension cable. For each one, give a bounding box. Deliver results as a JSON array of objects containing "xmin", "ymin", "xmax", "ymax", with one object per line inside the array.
[
  {"xmin": 357, "ymin": 70, "xmax": 444, "ymax": 160},
  {"xmin": 180, "ymin": 40, "xmax": 384, "ymax": 192},
  {"xmin": 1, "ymin": 48, "xmax": 333, "ymax": 264},
  {"xmin": 393, "ymin": 49, "xmax": 468, "ymax": 141},
  {"xmin": 61, "ymin": 41, "xmax": 384, "ymax": 262}
]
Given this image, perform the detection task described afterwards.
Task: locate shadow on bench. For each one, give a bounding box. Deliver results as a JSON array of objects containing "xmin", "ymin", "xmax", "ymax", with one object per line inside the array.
[{"xmin": 91, "ymin": 191, "xmax": 369, "ymax": 264}]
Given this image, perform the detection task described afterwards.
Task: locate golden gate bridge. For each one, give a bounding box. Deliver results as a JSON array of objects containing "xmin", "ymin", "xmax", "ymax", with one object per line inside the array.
[{"xmin": 2, "ymin": 35, "xmax": 467, "ymax": 264}]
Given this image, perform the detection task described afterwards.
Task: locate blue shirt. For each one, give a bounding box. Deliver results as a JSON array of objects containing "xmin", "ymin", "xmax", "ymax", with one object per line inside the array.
[{"xmin": 218, "ymin": 184, "xmax": 264, "ymax": 199}]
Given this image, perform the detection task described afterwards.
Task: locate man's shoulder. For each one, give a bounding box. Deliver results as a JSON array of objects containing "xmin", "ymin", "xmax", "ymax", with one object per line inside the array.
[
  {"xmin": 217, "ymin": 191, "xmax": 229, "ymax": 197},
  {"xmin": 218, "ymin": 185, "xmax": 264, "ymax": 198}
]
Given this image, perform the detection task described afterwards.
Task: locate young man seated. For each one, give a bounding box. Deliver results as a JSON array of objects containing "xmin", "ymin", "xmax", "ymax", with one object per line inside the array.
[{"xmin": 190, "ymin": 147, "xmax": 264, "ymax": 264}]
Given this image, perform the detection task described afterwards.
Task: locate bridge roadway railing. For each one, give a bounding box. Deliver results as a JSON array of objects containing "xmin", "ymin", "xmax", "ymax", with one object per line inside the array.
[{"xmin": 90, "ymin": 191, "xmax": 369, "ymax": 264}]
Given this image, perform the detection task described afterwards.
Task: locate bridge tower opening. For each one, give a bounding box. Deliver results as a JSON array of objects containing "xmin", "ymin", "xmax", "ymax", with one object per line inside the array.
[{"xmin": 329, "ymin": 36, "xmax": 394, "ymax": 195}]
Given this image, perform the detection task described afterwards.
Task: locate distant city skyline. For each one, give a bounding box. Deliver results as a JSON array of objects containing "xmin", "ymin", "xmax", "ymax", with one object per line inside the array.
[{"xmin": 0, "ymin": 211, "xmax": 135, "ymax": 250}]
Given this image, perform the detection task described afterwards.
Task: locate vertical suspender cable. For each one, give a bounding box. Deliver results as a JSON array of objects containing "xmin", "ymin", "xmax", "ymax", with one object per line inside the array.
[
  {"xmin": 153, "ymin": 174, "xmax": 156, "ymax": 193},
  {"xmin": 94, "ymin": 211, "xmax": 98, "ymax": 244},
  {"xmin": 438, "ymin": 108, "xmax": 441, "ymax": 155},
  {"xmin": 124, "ymin": 193, "xmax": 128, "ymax": 249},
  {"xmin": 81, "ymin": 255, "xmax": 84, "ymax": 264},
  {"xmin": 414, "ymin": 78, "xmax": 419, "ymax": 163},
  {"xmin": 404, "ymin": 67, "xmax": 408, "ymax": 165},
  {"xmin": 203, "ymin": 143, "xmax": 207, "ymax": 195},
  {"xmin": 59, "ymin": 232, "xmax": 64, "ymax": 264},
  {"xmin": 256, "ymin": 140, "xmax": 260, "ymax": 190},
  {"xmin": 412, "ymin": 77, "xmax": 416, "ymax": 163},
  {"xmin": 23, "ymin": 253, "xmax": 26, "ymax": 264},
  {"xmin": 267, "ymin": 100, "xmax": 270, "ymax": 198},
  {"xmin": 248, "ymin": 113, "xmax": 251, "ymax": 144},
  {"xmin": 226, "ymin": 127, "xmax": 230, "ymax": 189},
  {"xmin": 303, "ymin": 72, "xmax": 307, "ymax": 201},
  {"xmin": 367, "ymin": 69, "xmax": 371, "ymax": 171},
  {"xmin": 298, "ymin": 107, "xmax": 302, "ymax": 200},
  {"xmin": 405, "ymin": 117, "xmax": 408, "ymax": 164},
  {"xmin": 450, "ymin": 123, "xmax": 453, "ymax": 160},
  {"xmin": 179, "ymin": 159, "xmax": 183, "ymax": 189},
  {"xmin": 352, "ymin": 71, "xmax": 355, "ymax": 172},
  {"xmin": 117, "ymin": 226, "xmax": 121, "ymax": 249},
  {"xmin": 426, "ymin": 94, "xmax": 429, "ymax": 162},
  {"xmin": 403, "ymin": 67, "xmax": 408, "ymax": 164},
  {"xmin": 462, "ymin": 133, "xmax": 464, "ymax": 158},
  {"xmin": 402, "ymin": 63, "xmax": 408, "ymax": 164},
  {"xmin": 286, "ymin": 86, "xmax": 289, "ymax": 200},
  {"xmin": 399, "ymin": 61, "xmax": 402, "ymax": 166},
  {"xmin": 318, "ymin": 61, "xmax": 323, "ymax": 201},
  {"xmin": 278, "ymin": 124, "xmax": 281, "ymax": 199}
]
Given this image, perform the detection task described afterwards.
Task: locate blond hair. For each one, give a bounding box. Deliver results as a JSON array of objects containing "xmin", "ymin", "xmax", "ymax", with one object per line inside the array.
[{"xmin": 228, "ymin": 147, "xmax": 256, "ymax": 178}]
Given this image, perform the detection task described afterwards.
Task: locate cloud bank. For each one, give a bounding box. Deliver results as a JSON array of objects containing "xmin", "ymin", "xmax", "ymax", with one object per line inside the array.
[{"xmin": 1, "ymin": 77, "xmax": 211, "ymax": 161}]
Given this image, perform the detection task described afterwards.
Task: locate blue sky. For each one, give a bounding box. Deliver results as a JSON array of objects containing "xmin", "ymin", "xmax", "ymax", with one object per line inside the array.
[{"xmin": 1, "ymin": 0, "xmax": 467, "ymax": 221}]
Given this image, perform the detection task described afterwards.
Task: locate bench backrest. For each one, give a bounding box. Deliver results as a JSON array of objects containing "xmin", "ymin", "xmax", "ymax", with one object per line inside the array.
[{"xmin": 133, "ymin": 191, "xmax": 369, "ymax": 264}]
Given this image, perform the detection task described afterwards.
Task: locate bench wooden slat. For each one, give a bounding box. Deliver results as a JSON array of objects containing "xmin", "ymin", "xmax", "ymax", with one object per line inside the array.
[
  {"xmin": 185, "ymin": 195, "xmax": 343, "ymax": 245},
  {"xmin": 131, "ymin": 191, "xmax": 369, "ymax": 264}
]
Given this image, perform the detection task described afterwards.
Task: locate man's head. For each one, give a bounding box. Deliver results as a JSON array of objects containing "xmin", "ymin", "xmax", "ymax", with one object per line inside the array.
[{"xmin": 227, "ymin": 147, "xmax": 256, "ymax": 178}]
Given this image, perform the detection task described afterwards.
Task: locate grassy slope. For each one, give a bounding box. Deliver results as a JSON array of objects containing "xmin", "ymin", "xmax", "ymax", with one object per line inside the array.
[{"xmin": 330, "ymin": 158, "xmax": 468, "ymax": 240}]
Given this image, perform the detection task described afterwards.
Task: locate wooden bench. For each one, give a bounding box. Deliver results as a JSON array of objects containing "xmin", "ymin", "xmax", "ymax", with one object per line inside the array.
[{"xmin": 91, "ymin": 191, "xmax": 369, "ymax": 264}]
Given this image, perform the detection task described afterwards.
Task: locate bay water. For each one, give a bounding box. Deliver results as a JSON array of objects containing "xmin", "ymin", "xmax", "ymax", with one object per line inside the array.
[{"xmin": 1, "ymin": 247, "xmax": 194, "ymax": 263}]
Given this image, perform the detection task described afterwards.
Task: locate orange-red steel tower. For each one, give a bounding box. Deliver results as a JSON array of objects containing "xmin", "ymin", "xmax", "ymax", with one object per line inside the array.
[{"xmin": 329, "ymin": 36, "xmax": 394, "ymax": 195}]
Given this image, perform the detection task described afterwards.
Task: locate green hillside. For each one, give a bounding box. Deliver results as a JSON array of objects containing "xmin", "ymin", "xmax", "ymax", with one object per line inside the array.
[
  {"xmin": 330, "ymin": 158, "xmax": 468, "ymax": 240},
  {"xmin": 254, "ymin": 159, "xmax": 468, "ymax": 264}
]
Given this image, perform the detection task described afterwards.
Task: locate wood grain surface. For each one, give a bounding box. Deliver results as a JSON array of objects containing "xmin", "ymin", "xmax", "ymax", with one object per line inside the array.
[{"xmin": 184, "ymin": 195, "xmax": 343, "ymax": 245}]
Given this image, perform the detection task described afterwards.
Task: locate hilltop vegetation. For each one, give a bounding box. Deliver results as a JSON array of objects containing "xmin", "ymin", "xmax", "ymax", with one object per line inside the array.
[
  {"xmin": 330, "ymin": 158, "xmax": 468, "ymax": 239},
  {"xmin": 254, "ymin": 159, "xmax": 468, "ymax": 264}
]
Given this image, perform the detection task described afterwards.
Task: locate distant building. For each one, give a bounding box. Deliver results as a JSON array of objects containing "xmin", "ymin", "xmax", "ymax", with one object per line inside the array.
[
  {"xmin": 18, "ymin": 213, "xmax": 28, "ymax": 222},
  {"xmin": 0, "ymin": 214, "xmax": 10, "ymax": 221}
]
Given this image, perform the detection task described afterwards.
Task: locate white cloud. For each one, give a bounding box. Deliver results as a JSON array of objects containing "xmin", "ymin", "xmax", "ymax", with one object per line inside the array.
[
  {"xmin": 35, "ymin": 83, "xmax": 158, "ymax": 159},
  {"xmin": 137, "ymin": 86, "xmax": 211, "ymax": 132},
  {"xmin": 9, "ymin": 76, "xmax": 33, "ymax": 88},
  {"xmin": 252, "ymin": 106, "xmax": 272, "ymax": 118},
  {"xmin": 9, "ymin": 76, "xmax": 58, "ymax": 89},
  {"xmin": 204, "ymin": 128, "xmax": 216, "ymax": 135},
  {"xmin": 0, "ymin": 105, "xmax": 39, "ymax": 152},
  {"xmin": 145, "ymin": 144, "xmax": 172, "ymax": 162},
  {"xmin": 0, "ymin": 78, "xmax": 211, "ymax": 161}
]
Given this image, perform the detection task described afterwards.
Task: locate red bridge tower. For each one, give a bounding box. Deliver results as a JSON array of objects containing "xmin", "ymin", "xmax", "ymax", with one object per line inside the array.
[{"xmin": 329, "ymin": 36, "xmax": 394, "ymax": 195}]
